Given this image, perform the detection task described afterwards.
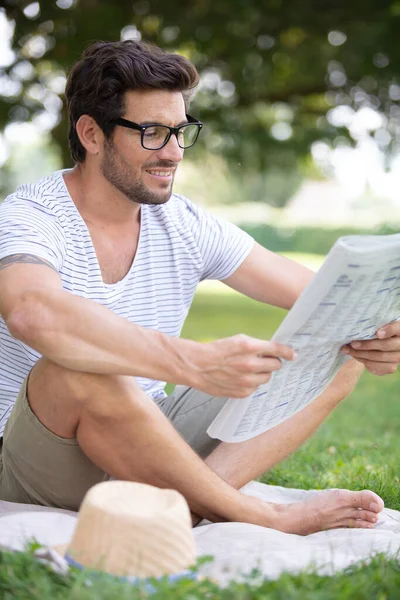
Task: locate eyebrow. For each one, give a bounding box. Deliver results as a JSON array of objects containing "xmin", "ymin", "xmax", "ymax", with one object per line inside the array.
[{"xmin": 139, "ymin": 119, "xmax": 189, "ymax": 127}]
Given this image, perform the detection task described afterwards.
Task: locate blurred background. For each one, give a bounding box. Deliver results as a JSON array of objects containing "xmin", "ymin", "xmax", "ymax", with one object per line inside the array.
[
  {"xmin": 1, "ymin": 0, "xmax": 400, "ymax": 260},
  {"xmin": 1, "ymin": 0, "xmax": 400, "ymax": 501}
]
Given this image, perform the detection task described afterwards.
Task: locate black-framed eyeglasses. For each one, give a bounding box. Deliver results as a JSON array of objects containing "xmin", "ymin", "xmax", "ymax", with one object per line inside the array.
[{"xmin": 109, "ymin": 114, "xmax": 203, "ymax": 150}]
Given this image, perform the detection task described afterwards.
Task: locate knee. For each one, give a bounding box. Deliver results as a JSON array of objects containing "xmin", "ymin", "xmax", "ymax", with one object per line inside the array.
[
  {"xmin": 328, "ymin": 359, "xmax": 363, "ymax": 403},
  {"xmin": 339, "ymin": 359, "xmax": 363, "ymax": 393},
  {"xmin": 29, "ymin": 357, "xmax": 139, "ymax": 414}
]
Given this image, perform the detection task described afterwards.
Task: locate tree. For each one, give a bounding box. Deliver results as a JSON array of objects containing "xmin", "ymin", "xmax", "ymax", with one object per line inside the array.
[{"xmin": 1, "ymin": 0, "xmax": 399, "ymax": 205}]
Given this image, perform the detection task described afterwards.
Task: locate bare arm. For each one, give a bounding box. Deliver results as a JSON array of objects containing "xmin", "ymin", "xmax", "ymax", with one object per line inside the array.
[
  {"xmin": 0, "ymin": 255, "xmax": 296, "ymax": 398},
  {"xmin": 223, "ymin": 242, "xmax": 315, "ymax": 309},
  {"xmin": 222, "ymin": 241, "xmax": 366, "ymax": 380},
  {"xmin": 224, "ymin": 243, "xmax": 400, "ymax": 377}
]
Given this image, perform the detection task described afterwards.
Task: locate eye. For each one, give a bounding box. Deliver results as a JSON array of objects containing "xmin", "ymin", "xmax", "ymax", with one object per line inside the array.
[{"xmin": 143, "ymin": 126, "xmax": 159, "ymax": 138}]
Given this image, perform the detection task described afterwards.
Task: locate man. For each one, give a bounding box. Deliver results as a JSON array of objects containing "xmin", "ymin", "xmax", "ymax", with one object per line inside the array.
[{"xmin": 0, "ymin": 40, "xmax": 398, "ymax": 534}]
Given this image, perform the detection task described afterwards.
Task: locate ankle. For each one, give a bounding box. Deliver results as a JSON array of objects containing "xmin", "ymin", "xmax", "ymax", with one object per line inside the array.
[
  {"xmin": 232, "ymin": 496, "xmax": 281, "ymax": 528},
  {"xmin": 242, "ymin": 497, "xmax": 300, "ymax": 533}
]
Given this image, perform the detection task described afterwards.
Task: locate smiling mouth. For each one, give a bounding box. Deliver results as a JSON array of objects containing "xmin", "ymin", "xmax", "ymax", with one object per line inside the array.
[{"xmin": 145, "ymin": 170, "xmax": 173, "ymax": 178}]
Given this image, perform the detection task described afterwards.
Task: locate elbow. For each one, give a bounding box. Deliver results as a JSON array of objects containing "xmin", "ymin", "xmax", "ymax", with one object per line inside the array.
[
  {"xmin": 6, "ymin": 292, "xmax": 54, "ymax": 345},
  {"xmin": 7, "ymin": 307, "xmax": 33, "ymax": 343}
]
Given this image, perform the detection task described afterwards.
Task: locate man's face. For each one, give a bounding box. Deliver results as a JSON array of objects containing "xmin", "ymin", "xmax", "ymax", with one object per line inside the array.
[{"xmin": 100, "ymin": 89, "xmax": 186, "ymax": 205}]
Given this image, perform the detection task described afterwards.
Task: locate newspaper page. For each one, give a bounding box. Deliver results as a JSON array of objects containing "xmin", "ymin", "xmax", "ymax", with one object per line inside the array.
[{"xmin": 207, "ymin": 233, "xmax": 400, "ymax": 443}]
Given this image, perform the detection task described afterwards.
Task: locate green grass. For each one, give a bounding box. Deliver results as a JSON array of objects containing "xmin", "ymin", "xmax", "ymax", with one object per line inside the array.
[
  {"xmin": 2, "ymin": 268, "xmax": 400, "ymax": 598},
  {"xmin": 2, "ymin": 549, "xmax": 400, "ymax": 599},
  {"xmin": 2, "ymin": 548, "xmax": 400, "ymax": 600}
]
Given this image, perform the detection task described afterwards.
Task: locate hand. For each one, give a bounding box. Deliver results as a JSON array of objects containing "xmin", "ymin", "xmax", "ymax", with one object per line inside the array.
[
  {"xmin": 341, "ymin": 321, "xmax": 400, "ymax": 375},
  {"xmin": 194, "ymin": 334, "xmax": 296, "ymax": 398}
]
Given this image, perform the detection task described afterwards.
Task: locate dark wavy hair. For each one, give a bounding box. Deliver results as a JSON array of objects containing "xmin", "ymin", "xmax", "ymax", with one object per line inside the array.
[{"xmin": 65, "ymin": 40, "xmax": 199, "ymax": 163}]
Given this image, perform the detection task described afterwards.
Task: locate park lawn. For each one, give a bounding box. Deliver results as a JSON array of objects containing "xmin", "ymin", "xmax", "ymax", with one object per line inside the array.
[{"xmin": 2, "ymin": 266, "xmax": 400, "ymax": 598}]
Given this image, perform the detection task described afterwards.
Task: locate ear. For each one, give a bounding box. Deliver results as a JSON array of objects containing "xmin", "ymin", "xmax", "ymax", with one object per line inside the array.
[{"xmin": 75, "ymin": 115, "xmax": 104, "ymax": 157}]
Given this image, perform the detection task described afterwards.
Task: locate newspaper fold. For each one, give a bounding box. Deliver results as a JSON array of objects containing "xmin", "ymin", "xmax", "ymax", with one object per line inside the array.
[{"xmin": 207, "ymin": 234, "xmax": 400, "ymax": 443}]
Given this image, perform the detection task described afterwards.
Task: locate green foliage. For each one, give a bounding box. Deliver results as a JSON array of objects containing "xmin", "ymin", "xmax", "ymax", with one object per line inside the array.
[{"xmin": 1, "ymin": 0, "xmax": 400, "ymax": 203}]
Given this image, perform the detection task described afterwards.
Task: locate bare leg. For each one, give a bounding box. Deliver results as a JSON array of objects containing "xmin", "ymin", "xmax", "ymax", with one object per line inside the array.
[
  {"xmin": 204, "ymin": 360, "xmax": 385, "ymax": 533},
  {"xmin": 26, "ymin": 358, "xmax": 257, "ymax": 525},
  {"xmin": 27, "ymin": 358, "xmax": 383, "ymax": 534},
  {"xmin": 205, "ymin": 360, "xmax": 363, "ymax": 487}
]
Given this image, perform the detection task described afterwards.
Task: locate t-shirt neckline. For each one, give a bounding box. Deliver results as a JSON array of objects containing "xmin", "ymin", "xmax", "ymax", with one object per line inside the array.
[{"xmin": 56, "ymin": 169, "xmax": 143, "ymax": 289}]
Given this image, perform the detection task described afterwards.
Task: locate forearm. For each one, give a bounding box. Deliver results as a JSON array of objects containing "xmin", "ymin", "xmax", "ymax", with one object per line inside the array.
[
  {"xmin": 7, "ymin": 286, "xmax": 297, "ymax": 400},
  {"xmin": 8, "ymin": 288, "xmax": 203, "ymax": 386}
]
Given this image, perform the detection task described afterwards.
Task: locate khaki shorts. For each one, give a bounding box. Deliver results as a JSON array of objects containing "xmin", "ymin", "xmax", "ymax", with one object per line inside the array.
[{"xmin": 0, "ymin": 377, "xmax": 228, "ymax": 511}]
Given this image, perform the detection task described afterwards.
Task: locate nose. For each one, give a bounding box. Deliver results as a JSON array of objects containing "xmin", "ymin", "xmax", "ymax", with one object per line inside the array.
[{"xmin": 156, "ymin": 133, "xmax": 184, "ymax": 163}]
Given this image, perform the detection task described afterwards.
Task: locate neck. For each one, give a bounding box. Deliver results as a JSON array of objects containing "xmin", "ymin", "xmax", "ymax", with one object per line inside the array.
[{"xmin": 63, "ymin": 163, "xmax": 141, "ymax": 228}]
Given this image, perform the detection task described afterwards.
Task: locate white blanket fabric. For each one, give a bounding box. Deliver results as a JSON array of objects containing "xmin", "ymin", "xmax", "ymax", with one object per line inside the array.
[{"xmin": 1, "ymin": 482, "xmax": 400, "ymax": 585}]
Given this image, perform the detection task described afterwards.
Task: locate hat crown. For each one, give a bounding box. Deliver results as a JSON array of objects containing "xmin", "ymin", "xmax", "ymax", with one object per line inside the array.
[
  {"xmin": 87, "ymin": 483, "xmax": 183, "ymax": 518},
  {"xmin": 67, "ymin": 481, "xmax": 196, "ymax": 578}
]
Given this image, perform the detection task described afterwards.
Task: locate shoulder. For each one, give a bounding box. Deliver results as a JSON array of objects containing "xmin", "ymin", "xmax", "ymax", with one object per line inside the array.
[
  {"xmin": 1, "ymin": 171, "xmax": 65, "ymax": 221},
  {"xmin": 0, "ymin": 172, "xmax": 68, "ymax": 255}
]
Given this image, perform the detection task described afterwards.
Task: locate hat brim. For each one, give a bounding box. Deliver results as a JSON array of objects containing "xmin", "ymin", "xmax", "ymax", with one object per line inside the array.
[
  {"xmin": 50, "ymin": 544, "xmax": 198, "ymax": 586},
  {"xmin": 52, "ymin": 543, "xmax": 69, "ymax": 557}
]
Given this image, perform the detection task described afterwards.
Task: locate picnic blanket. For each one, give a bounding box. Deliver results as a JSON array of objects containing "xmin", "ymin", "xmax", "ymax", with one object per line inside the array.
[{"xmin": 1, "ymin": 481, "xmax": 400, "ymax": 585}]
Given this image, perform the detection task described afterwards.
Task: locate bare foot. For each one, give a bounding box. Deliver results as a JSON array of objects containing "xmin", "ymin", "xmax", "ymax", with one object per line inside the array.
[{"xmin": 271, "ymin": 489, "xmax": 384, "ymax": 535}]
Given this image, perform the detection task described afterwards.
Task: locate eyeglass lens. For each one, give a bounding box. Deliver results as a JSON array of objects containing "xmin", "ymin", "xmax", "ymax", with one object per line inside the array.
[{"xmin": 142, "ymin": 124, "xmax": 200, "ymax": 149}]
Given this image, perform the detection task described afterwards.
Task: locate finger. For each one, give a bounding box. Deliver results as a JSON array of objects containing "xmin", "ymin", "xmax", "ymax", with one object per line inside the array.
[
  {"xmin": 234, "ymin": 356, "xmax": 282, "ymax": 374},
  {"xmin": 343, "ymin": 348, "xmax": 400, "ymax": 364},
  {"xmin": 229, "ymin": 381, "xmax": 270, "ymax": 399},
  {"xmin": 252, "ymin": 372, "xmax": 274, "ymax": 386},
  {"xmin": 230, "ymin": 371, "xmax": 276, "ymax": 398},
  {"xmin": 344, "ymin": 337, "xmax": 400, "ymax": 352},
  {"xmin": 231, "ymin": 335, "xmax": 296, "ymax": 361},
  {"xmin": 229, "ymin": 388, "xmax": 255, "ymax": 399},
  {"xmin": 258, "ymin": 341, "xmax": 297, "ymax": 361},
  {"xmin": 376, "ymin": 321, "xmax": 400, "ymax": 339},
  {"xmin": 351, "ymin": 358, "xmax": 398, "ymax": 376},
  {"xmin": 239, "ymin": 371, "xmax": 274, "ymax": 389},
  {"xmin": 252, "ymin": 357, "xmax": 282, "ymax": 373}
]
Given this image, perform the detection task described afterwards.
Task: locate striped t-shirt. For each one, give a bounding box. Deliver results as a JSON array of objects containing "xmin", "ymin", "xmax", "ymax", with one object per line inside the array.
[{"xmin": 0, "ymin": 169, "xmax": 254, "ymax": 435}]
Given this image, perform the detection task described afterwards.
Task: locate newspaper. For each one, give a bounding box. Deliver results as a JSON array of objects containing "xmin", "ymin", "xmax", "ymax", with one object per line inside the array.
[{"xmin": 207, "ymin": 233, "xmax": 400, "ymax": 443}]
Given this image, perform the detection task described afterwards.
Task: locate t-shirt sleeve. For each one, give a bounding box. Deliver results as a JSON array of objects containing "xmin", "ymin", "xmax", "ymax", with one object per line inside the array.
[
  {"xmin": 184, "ymin": 198, "xmax": 255, "ymax": 281},
  {"xmin": 0, "ymin": 197, "xmax": 66, "ymax": 272}
]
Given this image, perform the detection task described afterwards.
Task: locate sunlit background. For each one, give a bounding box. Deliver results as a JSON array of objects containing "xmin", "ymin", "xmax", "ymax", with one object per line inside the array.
[{"xmin": 1, "ymin": 0, "xmax": 399, "ymax": 249}]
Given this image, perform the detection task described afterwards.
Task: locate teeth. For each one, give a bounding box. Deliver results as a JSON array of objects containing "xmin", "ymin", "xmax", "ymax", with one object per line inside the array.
[{"xmin": 148, "ymin": 170, "xmax": 172, "ymax": 176}]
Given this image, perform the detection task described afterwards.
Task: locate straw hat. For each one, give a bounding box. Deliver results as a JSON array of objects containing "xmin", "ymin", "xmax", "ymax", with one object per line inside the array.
[{"xmin": 53, "ymin": 480, "xmax": 196, "ymax": 579}]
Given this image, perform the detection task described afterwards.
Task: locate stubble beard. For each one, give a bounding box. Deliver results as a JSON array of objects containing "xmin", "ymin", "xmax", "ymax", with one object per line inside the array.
[{"xmin": 100, "ymin": 138, "xmax": 174, "ymax": 205}]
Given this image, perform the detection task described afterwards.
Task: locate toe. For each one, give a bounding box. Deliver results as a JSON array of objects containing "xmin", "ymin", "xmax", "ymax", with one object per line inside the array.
[
  {"xmin": 337, "ymin": 507, "xmax": 379, "ymax": 529},
  {"xmin": 358, "ymin": 490, "xmax": 384, "ymax": 513},
  {"xmin": 353, "ymin": 509, "xmax": 379, "ymax": 523},
  {"xmin": 340, "ymin": 489, "xmax": 384, "ymax": 513},
  {"xmin": 350, "ymin": 519, "xmax": 375, "ymax": 529}
]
